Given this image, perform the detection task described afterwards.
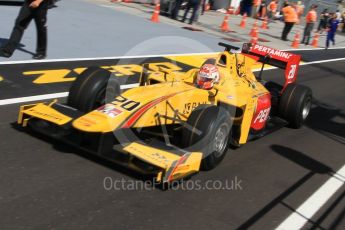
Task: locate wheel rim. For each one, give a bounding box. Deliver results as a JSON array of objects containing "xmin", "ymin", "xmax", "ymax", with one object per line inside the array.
[
  {"xmin": 213, "ymin": 124, "xmax": 228, "ymax": 158},
  {"xmin": 302, "ymin": 97, "xmax": 312, "ymax": 120}
]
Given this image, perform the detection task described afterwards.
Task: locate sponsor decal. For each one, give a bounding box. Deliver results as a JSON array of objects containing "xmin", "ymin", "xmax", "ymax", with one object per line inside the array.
[
  {"xmin": 125, "ymin": 145, "xmax": 171, "ymax": 166},
  {"xmin": 77, "ymin": 117, "xmax": 98, "ymax": 127},
  {"xmin": 28, "ymin": 109, "xmax": 64, "ymax": 122},
  {"xmin": 111, "ymin": 96, "xmax": 140, "ymax": 112},
  {"xmin": 252, "ymin": 44, "xmax": 292, "ymax": 60},
  {"xmin": 251, "ymin": 93, "xmax": 271, "ymax": 130},
  {"xmin": 287, "ymin": 64, "xmax": 297, "ymax": 79},
  {"xmin": 253, "ymin": 107, "xmax": 271, "ymax": 124},
  {"xmin": 97, "ymin": 104, "xmax": 123, "ymax": 118},
  {"xmin": 182, "ymin": 101, "xmax": 208, "ymax": 114},
  {"xmin": 174, "ymin": 164, "xmax": 190, "ymax": 172},
  {"xmin": 151, "ymin": 152, "xmax": 171, "ymax": 165}
]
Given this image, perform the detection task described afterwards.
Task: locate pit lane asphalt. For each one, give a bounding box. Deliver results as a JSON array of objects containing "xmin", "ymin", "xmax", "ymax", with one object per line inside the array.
[{"xmin": 0, "ymin": 53, "xmax": 344, "ymax": 229}]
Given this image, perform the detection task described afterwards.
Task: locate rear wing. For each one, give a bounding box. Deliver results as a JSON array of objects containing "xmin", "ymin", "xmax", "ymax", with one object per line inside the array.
[{"xmin": 241, "ymin": 43, "xmax": 301, "ymax": 89}]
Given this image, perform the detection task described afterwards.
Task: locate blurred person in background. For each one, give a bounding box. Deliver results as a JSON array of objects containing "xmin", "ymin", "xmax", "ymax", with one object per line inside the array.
[
  {"xmin": 252, "ymin": 0, "xmax": 261, "ymax": 18},
  {"xmin": 295, "ymin": 1, "xmax": 304, "ymax": 24},
  {"xmin": 257, "ymin": 0, "xmax": 267, "ymax": 19},
  {"xmin": 335, "ymin": 10, "xmax": 341, "ymax": 21},
  {"xmin": 325, "ymin": 13, "xmax": 340, "ymax": 49},
  {"xmin": 241, "ymin": 0, "xmax": 253, "ymax": 16},
  {"xmin": 277, "ymin": 0, "xmax": 288, "ymax": 21},
  {"xmin": 281, "ymin": 2, "xmax": 298, "ymax": 41},
  {"xmin": 342, "ymin": 12, "xmax": 345, "ymax": 32},
  {"xmin": 0, "ymin": 0, "xmax": 49, "ymax": 59},
  {"xmin": 317, "ymin": 8, "xmax": 329, "ymax": 33},
  {"xmin": 301, "ymin": 4, "xmax": 317, "ymax": 45},
  {"xmin": 201, "ymin": 0, "xmax": 208, "ymax": 15},
  {"xmin": 181, "ymin": 0, "xmax": 201, "ymax": 24},
  {"xmin": 267, "ymin": 0, "xmax": 277, "ymax": 22},
  {"xmin": 171, "ymin": 0, "xmax": 183, "ymax": 19}
]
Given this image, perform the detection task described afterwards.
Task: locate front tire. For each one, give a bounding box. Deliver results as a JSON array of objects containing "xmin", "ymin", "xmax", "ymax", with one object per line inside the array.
[
  {"xmin": 279, "ymin": 84, "xmax": 312, "ymax": 128},
  {"xmin": 182, "ymin": 105, "xmax": 231, "ymax": 170},
  {"xmin": 67, "ymin": 67, "xmax": 120, "ymax": 112}
]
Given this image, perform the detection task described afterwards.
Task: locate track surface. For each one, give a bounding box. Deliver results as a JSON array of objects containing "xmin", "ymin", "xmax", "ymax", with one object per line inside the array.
[{"xmin": 0, "ymin": 49, "xmax": 344, "ymax": 230}]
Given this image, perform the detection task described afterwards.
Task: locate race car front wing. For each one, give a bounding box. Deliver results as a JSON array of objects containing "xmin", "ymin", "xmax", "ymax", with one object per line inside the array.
[{"xmin": 18, "ymin": 101, "xmax": 202, "ymax": 184}]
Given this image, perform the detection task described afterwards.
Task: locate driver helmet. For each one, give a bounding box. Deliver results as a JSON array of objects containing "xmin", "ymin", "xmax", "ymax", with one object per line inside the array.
[{"xmin": 197, "ymin": 64, "xmax": 220, "ymax": 90}]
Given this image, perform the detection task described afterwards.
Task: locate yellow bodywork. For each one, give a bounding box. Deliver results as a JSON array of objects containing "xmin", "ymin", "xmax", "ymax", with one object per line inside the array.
[
  {"xmin": 18, "ymin": 51, "xmax": 269, "ymax": 182},
  {"xmin": 124, "ymin": 142, "xmax": 202, "ymax": 182}
]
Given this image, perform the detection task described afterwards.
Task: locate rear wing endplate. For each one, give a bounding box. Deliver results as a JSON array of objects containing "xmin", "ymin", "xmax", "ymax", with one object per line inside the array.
[{"xmin": 241, "ymin": 43, "xmax": 301, "ymax": 89}]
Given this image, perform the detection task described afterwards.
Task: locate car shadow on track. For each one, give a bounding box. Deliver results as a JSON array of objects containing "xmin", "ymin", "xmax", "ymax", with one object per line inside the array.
[
  {"xmin": 237, "ymin": 145, "xmax": 341, "ymax": 230},
  {"xmin": 10, "ymin": 122, "xmax": 157, "ymax": 184},
  {"xmin": 0, "ymin": 38, "xmax": 35, "ymax": 56},
  {"xmin": 11, "ymin": 122, "xmax": 190, "ymax": 190},
  {"xmin": 306, "ymin": 99, "xmax": 345, "ymax": 145}
]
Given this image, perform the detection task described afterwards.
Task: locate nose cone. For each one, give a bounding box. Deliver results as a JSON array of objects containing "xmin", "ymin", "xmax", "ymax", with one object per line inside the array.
[{"xmin": 73, "ymin": 104, "xmax": 125, "ymax": 133}]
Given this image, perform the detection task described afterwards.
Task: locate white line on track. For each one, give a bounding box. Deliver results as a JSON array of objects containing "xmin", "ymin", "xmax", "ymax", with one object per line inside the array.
[
  {"xmin": 0, "ymin": 52, "xmax": 217, "ymax": 65},
  {"xmin": 283, "ymin": 46, "xmax": 345, "ymax": 51},
  {"xmin": 276, "ymin": 165, "xmax": 345, "ymax": 230},
  {"xmin": 301, "ymin": 57, "xmax": 345, "ymax": 65},
  {"xmin": 252, "ymin": 57, "xmax": 345, "ymax": 72},
  {"xmin": 1, "ymin": 47, "xmax": 345, "ymax": 65},
  {"xmin": 0, "ymin": 56, "xmax": 344, "ymax": 106},
  {"xmin": 0, "ymin": 84, "xmax": 139, "ymax": 106},
  {"xmin": 0, "ymin": 92, "xmax": 69, "ymax": 106}
]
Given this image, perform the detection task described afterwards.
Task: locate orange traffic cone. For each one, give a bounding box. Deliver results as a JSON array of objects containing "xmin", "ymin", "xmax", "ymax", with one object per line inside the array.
[
  {"xmin": 291, "ymin": 31, "xmax": 300, "ymax": 48},
  {"xmin": 250, "ymin": 27, "xmax": 258, "ymax": 38},
  {"xmin": 220, "ymin": 14, "xmax": 230, "ymax": 32},
  {"xmin": 311, "ymin": 32, "xmax": 319, "ymax": 47},
  {"xmin": 249, "ymin": 20, "xmax": 258, "ymax": 36},
  {"xmin": 151, "ymin": 3, "xmax": 160, "ymax": 23},
  {"xmin": 250, "ymin": 34, "xmax": 258, "ymax": 44},
  {"xmin": 261, "ymin": 17, "xmax": 268, "ymax": 29},
  {"xmin": 240, "ymin": 14, "xmax": 247, "ymax": 28}
]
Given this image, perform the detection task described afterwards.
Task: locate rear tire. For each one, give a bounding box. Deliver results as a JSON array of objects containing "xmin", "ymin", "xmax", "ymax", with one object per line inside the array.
[
  {"xmin": 182, "ymin": 105, "xmax": 231, "ymax": 170},
  {"xmin": 279, "ymin": 84, "xmax": 312, "ymax": 128},
  {"xmin": 67, "ymin": 67, "xmax": 120, "ymax": 112}
]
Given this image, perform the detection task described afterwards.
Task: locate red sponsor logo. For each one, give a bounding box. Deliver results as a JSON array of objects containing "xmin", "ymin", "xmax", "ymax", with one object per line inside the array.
[
  {"xmin": 251, "ymin": 94, "xmax": 271, "ymax": 130},
  {"xmin": 251, "ymin": 44, "xmax": 292, "ymax": 60},
  {"xmin": 97, "ymin": 104, "xmax": 123, "ymax": 118}
]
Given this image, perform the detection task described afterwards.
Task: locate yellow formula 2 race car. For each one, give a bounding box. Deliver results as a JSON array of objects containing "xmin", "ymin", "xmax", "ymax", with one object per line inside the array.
[{"xmin": 17, "ymin": 43, "xmax": 312, "ymax": 184}]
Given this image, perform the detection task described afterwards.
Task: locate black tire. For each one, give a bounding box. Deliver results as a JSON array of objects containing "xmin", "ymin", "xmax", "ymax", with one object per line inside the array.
[
  {"xmin": 67, "ymin": 67, "xmax": 120, "ymax": 112},
  {"xmin": 279, "ymin": 83, "xmax": 312, "ymax": 128},
  {"xmin": 264, "ymin": 81, "xmax": 283, "ymax": 94},
  {"xmin": 182, "ymin": 105, "xmax": 231, "ymax": 170}
]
